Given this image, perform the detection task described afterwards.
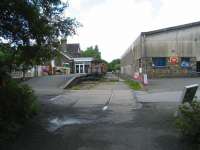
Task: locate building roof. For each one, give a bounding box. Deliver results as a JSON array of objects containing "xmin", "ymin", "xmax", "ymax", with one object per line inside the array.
[
  {"xmin": 65, "ymin": 43, "xmax": 81, "ymax": 58},
  {"xmin": 74, "ymin": 57, "xmax": 94, "ymax": 62},
  {"xmin": 59, "ymin": 50, "xmax": 73, "ymax": 60},
  {"xmin": 141, "ymin": 21, "xmax": 200, "ymax": 36},
  {"xmin": 60, "ymin": 43, "xmax": 81, "ymax": 58},
  {"xmin": 66, "ymin": 43, "xmax": 80, "ymax": 51}
]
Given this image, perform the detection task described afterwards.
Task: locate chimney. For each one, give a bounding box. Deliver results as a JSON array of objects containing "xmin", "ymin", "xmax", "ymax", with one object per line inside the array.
[{"xmin": 61, "ymin": 39, "xmax": 67, "ymax": 44}]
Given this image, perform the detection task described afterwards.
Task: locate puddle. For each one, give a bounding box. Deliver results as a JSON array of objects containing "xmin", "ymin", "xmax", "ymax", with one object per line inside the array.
[
  {"xmin": 102, "ymin": 105, "xmax": 108, "ymax": 111},
  {"xmin": 49, "ymin": 95, "xmax": 63, "ymax": 101},
  {"xmin": 47, "ymin": 117, "xmax": 92, "ymax": 132},
  {"xmin": 50, "ymin": 95, "xmax": 78, "ymax": 102},
  {"xmin": 132, "ymin": 103, "xmax": 143, "ymax": 110}
]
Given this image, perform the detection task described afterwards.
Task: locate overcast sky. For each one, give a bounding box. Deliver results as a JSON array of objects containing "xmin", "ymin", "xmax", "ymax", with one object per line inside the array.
[{"xmin": 64, "ymin": 0, "xmax": 200, "ymax": 62}]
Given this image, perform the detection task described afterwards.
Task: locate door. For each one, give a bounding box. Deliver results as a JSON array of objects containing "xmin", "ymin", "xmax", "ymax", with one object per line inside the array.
[
  {"xmin": 85, "ymin": 65, "xmax": 89, "ymax": 73},
  {"xmin": 76, "ymin": 65, "xmax": 79, "ymax": 73},
  {"xmin": 75, "ymin": 64, "xmax": 85, "ymax": 74},
  {"xmin": 80, "ymin": 65, "xmax": 84, "ymax": 73},
  {"xmin": 197, "ymin": 61, "xmax": 200, "ymax": 72}
]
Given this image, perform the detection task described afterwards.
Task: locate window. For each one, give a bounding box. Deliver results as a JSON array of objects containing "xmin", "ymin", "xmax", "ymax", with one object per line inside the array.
[
  {"xmin": 80, "ymin": 65, "xmax": 84, "ymax": 73},
  {"xmin": 181, "ymin": 57, "xmax": 190, "ymax": 68},
  {"xmin": 76, "ymin": 65, "xmax": 79, "ymax": 73},
  {"xmin": 63, "ymin": 63, "xmax": 69, "ymax": 68},
  {"xmin": 152, "ymin": 57, "xmax": 166, "ymax": 67},
  {"xmin": 138, "ymin": 59, "xmax": 142, "ymax": 67}
]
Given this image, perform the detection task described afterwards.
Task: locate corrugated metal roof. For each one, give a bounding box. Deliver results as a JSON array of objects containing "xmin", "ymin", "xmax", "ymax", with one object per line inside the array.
[{"xmin": 142, "ymin": 21, "xmax": 200, "ymax": 36}]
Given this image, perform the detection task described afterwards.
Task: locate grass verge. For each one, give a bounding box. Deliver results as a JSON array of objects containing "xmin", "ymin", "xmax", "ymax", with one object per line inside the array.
[
  {"xmin": 70, "ymin": 85, "xmax": 81, "ymax": 90},
  {"xmin": 124, "ymin": 79, "xmax": 142, "ymax": 90}
]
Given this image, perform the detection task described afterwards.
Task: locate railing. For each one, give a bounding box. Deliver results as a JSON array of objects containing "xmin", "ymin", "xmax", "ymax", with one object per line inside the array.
[{"xmin": 11, "ymin": 71, "xmax": 34, "ymax": 79}]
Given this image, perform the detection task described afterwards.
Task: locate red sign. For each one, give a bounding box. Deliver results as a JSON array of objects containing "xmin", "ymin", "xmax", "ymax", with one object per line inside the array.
[
  {"xmin": 133, "ymin": 72, "xmax": 139, "ymax": 80},
  {"xmin": 170, "ymin": 56, "xmax": 178, "ymax": 64}
]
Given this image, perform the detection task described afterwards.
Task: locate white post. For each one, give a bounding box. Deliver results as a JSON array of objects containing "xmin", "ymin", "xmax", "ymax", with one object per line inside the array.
[
  {"xmin": 78, "ymin": 64, "xmax": 81, "ymax": 74},
  {"xmin": 83, "ymin": 64, "xmax": 85, "ymax": 73}
]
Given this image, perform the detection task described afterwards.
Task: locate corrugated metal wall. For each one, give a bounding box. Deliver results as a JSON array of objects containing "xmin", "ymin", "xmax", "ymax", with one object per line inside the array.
[
  {"xmin": 121, "ymin": 36, "xmax": 142, "ymax": 76},
  {"xmin": 145, "ymin": 25, "xmax": 200, "ymax": 58},
  {"xmin": 121, "ymin": 24, "xmax": 200, "ymax": 77}
]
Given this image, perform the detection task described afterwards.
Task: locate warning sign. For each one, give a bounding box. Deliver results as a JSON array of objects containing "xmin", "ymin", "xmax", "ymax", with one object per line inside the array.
[{"xmin": 170, "ymin": 56, "xmax": 178, "ymax": 64}]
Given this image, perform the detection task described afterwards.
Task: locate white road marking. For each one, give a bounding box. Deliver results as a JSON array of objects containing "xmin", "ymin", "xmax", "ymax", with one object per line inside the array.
[
  {"xmin": 102, "ymin": 105, "xmax": 108, "ymax": 111},
  {"xmin": 102, "ymin": 90, "xmax": 114, "ymax": 111}
]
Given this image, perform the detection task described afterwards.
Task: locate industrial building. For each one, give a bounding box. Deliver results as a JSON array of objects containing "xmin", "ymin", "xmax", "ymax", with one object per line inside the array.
[{"xmin": 121, "ymin": 21, "xmax": 200, "ymax": 78}]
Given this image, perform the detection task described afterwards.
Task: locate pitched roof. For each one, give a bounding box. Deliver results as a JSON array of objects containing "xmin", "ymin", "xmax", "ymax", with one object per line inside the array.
[
  {"xmin": 141, "ymin": 21, "xmax": 200, "ymax": 36},
  {"xmin": 66, "ymin": 43, "xmax": 80, "ymax": 51},
  {"xmin": 59, "ymin": 50, "xmax": 73, "ymax": 60},
  {"xmin": 65, "ymin": 43, "xmax": 81, "ymax": 58}
]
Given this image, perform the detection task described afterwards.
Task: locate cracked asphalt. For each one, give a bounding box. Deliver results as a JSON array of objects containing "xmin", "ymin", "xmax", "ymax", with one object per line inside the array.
[{"xmin": 2, "ymin": 75, "xmax": 195, "ymax": 150}]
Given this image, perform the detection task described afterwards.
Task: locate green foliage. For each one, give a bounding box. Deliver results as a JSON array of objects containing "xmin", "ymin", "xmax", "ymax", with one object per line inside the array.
[
  {"xmin": 108, "ymin": 59, "xmax": 120, "ymax": 71},
  {"xmin": 0, "ymin": 79, "xmax": 39, "ymax": 143},
  {"xmin": 125, "ymin": 79, "xmax": 142, "ymax": 90},
  {"xmin": 0, "ymin": 0, "xmax": 78, "ymax": 144},
  {"xmin": 0, "ymin": 0, "xmax": 80, "ymax": 72},
  {"xmin": 176, "ymin": 101, "xmax": 200, "ymax": 143},
  {"xmin": 81, "ymin": 45, "xmax": 101, "ymax": 60},
  {"xmin": 101, "ymin": 59, "xmax": 108, "ymax": 65},
  {"xmin": 0, "ymin": 45, "xmax": 13, "ymax": 80},
  {"xmin": 71, "ymin": 85, "xmax": 81, "ymax": 90}
]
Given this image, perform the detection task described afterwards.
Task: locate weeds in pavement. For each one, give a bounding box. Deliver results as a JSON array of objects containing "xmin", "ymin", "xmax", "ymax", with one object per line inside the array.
[
  {"xmin": 71, "ymin": 85, "xmax": 81, "ymax": 90},
  {"xmin": 124, "ymin": 79, "xmax": 142, "ymax": 90},
  {"xmin": 176, "ymin": 100, "xmax": 200, "ymax": 144}
]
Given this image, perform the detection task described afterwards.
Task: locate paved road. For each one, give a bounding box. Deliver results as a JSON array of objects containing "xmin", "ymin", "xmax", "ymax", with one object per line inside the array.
[
  {"xmin": 3, "ymin": 77, "xmax": 193, "ymax": 150},
  {"xmin": 146, "ymin": 78, "xmax": 200, "ymax": 93},
  {"xmin": 24, "ymin": 74, "xmax": 76, "ymax": 95},
  {"xmin": 136, "ymin": 78, "xmax": 200, "ymax": 102}
]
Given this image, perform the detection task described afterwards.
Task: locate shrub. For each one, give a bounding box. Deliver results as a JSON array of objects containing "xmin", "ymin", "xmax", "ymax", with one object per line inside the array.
[
  {"xmin": 0, "ymin": 79, "xmax": 39, "ymax": 143},
  {"xmin": 125, "ymin": 79, "xmax": 142, "ymax": 90},
  {"xmin": 176, "ymin": 101, "xmax": 200, "ymax": 143}
]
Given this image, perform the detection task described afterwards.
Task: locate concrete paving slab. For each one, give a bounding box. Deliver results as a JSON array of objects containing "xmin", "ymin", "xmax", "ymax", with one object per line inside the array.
[
  {"xmin": 135, "ymin": 91, "xmax": 182, "ymax": 102},
  {"xmin": 136, "ymin": 78, "xmax": 200, "ymax": 103}
]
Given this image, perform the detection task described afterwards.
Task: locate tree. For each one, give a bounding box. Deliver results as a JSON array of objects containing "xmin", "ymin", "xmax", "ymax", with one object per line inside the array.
[
  {"xmin": 81, "ymin": 45, "xmax": 101, "ymax": 60},
  {"xmin": 0, "ymin": 0, "xmax": 80, "ymax": 83},
  {"xmin": 108, "ymin": 59, "xmax": 121, "ymax": 71},
  {"xmin": 0, "ymin": 0, "xmax": 80, "ymax": 142}
]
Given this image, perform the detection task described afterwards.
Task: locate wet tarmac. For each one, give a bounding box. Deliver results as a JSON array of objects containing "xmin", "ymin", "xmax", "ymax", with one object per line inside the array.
[{"xmin": 1, "ymin": 79, "xmax": 196, "ymax": 150}]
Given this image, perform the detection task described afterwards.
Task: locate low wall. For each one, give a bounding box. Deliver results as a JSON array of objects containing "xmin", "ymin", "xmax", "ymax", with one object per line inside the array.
[
  {"xmin": 143, "ymin": 57, "xmax": 197, "ymax": 78},
  {"xmin": 64, "ymin": 74, "xmax": 104, "ymax": 89}
]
